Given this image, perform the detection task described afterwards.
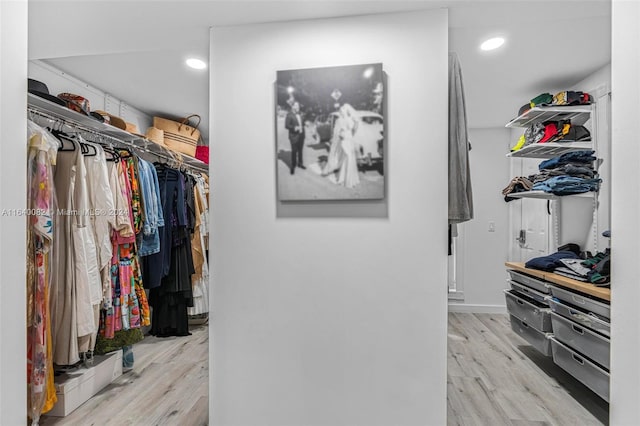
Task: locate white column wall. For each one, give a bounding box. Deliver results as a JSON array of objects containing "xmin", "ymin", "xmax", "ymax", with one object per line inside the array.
[
  {"xmin": 610, "ymin": 0, "xmax": 640, "ymax": 424},
  {"xmin": 210, "ymin": 10, "xmax": 448, "ymax": 426},
  {"xmin": 0, "ymin": 0, "xmax": 28, "ymax": 424}
]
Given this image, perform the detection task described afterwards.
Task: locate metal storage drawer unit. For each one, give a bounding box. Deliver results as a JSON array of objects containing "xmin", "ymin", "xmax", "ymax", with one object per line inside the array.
[
  {"xmin": 547, "ymin": 297, "xmax": 610, "ymax": 337},
  {"xmin": 549, "ymin": 285, "xmax": 610, "ymax": 320},
  {"xmin": 507, "ymin": 270, "xmax": 551, "ymax": 294},
  {"xmin": 550, "ymin": 312, "xmax": 610, "ymax": 369},
  {"xmin": 504, "ymin": 290, "xmax": 552, "ymax": 332},
  {"xmin": 510, "ymin": 281, "xmax": 549, "ymax": 305},
  {"xmin": 550, "ymin": 337, "xmax": 610, "ymax": 402},
  {"xmin": 509, "ymin": 315, "xmax": 552, "ymax": 356}
]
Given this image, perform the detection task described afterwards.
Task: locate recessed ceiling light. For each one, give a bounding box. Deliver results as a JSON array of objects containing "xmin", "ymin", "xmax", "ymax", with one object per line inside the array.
[
  {"xmin": 480, "ymin": 37, "xmax": 505, "ymax": 51},
  {"xmin": 186, "ymin": 58, "xmax": 207, "ymax": 70}
]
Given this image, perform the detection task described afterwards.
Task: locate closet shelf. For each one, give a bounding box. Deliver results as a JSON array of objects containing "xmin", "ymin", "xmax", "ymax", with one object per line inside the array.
[
  {"xmin": 28, "ymin": 93, "xmax": 139, "ymax": 142},
  {"xmin": 28, "ymin": 93, "xmax": 209, "ymax": 173},
  {"xmin": 132, "ymin": 136, "xmax": 209, "ymax": 173},
  {"xmin": 505, "ymin": 105, "xmax": 592, "ymax": 128},
  {"xmin": 508, "ymin": 190, "xmax": 596, "ymax": 200},
  {"xmin": 507, "ymin": 141, "xmax": 593, "ymax": 159}
]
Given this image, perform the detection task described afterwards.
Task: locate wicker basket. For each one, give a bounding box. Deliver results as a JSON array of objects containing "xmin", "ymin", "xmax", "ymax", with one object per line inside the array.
[
  {"xmin": 145, "ymin": 127, "xmax": 165, "ymax": 146},
  {"xmin": 153, "ymin": 114, "xmax": 201, "ymax": 157}
]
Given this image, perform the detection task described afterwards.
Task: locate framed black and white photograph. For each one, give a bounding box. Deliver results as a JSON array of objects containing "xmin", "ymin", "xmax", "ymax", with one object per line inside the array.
[{"xmin": 276, "ymin": 63, "xmax": 385, "ymax": 201}]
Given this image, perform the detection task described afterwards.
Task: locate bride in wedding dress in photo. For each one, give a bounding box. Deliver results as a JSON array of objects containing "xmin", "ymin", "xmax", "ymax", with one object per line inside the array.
[{"xmin": 322, "ymin": 103, "xmax": 360, "ymax": 188}]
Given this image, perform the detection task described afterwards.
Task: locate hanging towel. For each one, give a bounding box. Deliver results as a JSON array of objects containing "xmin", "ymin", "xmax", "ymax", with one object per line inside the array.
[{"xmin": 448, "ymin": 52, "xmax": 474, "ymax": 224}]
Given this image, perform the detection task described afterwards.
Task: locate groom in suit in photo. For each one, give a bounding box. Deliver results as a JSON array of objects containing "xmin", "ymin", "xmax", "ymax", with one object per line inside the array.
[{"xmin": 285, "ymin": 101, "xmax": 306, "ymax": 175}]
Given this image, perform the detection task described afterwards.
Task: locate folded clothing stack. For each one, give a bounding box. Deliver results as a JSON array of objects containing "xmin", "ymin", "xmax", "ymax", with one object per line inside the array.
[
  {"xmin": 524, "ymin": 244, "xmax": 611, "ymax": 287},
  {"xmin": 581, "ymin": 249, "xmax": 611, "ymax": 286},
  {"xmin": 502, "ymin": 176, "xmax": 533, "ymax": 202},
  {"xmin": 525, "ymin": 250, "xmax": 580, "ymax": 272},
  {"xmin": 530, "ymin": 150, "xmax": 601, "ymax": 195}
]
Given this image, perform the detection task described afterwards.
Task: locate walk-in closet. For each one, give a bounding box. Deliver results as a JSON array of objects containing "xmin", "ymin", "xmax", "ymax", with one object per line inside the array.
[
  {"xmin": 1, "ymin": 1, "xmax": 639, "ymax": 426},
  {"xmin": 25, "ymin": 68, "xmax": 210, "ymax": 423}
]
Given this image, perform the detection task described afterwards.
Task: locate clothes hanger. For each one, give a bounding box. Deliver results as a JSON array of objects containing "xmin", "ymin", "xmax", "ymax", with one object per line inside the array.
[
  {"xmin": 118, "ymin": 147, "xmax": 134, "ymax": 159},
  {"xmin": 96, "ymin": 137, "xmax": 120, "ymax": 162},
  {"xmin": 103, "ymin": 146, "xmax": 120, "ymax": 163},
  {"xmin": 80, "ymin": 142, "xmax": 98, "ymax": 157},
  {"xmin": 52, "ymin": 124, "xmax": 77, "ymax": 152}
]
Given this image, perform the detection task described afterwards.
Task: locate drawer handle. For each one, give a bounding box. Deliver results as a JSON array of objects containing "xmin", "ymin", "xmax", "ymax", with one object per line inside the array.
[
  {"xmin": 572, "ymin": 295, "xmax": 587, "ymax": 305},
  {"xmin": 516, "ymin": 299, "xmax": 525, "ymax": 306},
  {"xmin": 520, "ymin": 321, "xmax": 529, "ymax": 329},
  {"xmin": 572, "ymin": 354, "xmax": 585, "ymax": 365},
  {"xmin": 572, "ymin": 324, "xmax": 585, "ymax": 335}
]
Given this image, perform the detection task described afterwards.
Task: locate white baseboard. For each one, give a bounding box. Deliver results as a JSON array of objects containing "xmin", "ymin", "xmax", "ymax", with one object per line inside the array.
[
  {"xmin": 448, "ymin": 290, "xmax": 465, "ymax": 301},
  {"xmin": 447, "ymin": 303, "xmax": 507, "ymax": 314}
]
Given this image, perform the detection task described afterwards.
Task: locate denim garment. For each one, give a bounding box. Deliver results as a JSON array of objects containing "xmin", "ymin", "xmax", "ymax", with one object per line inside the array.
[
  {"xmin": 137, "ymin": 160, "xmax": 154, "ymax": 235},
  {"xmin": 562, "ymin": 163, "xmax": 595, "ymax": 177},
  {"xmin": 532, "ymin": 176, "xmax": 600, "ymax": 195},
  {"xmin": 150, "ymin": 163, "xmax": 165, "ymax": 228},
  {"xmin": 137, "ymin": 159, "xmax": 162, "ymax": 257},
  {"xmin": 538, "ymin": 150, "xmax": 596, "ymax": 171},
  {"xmin": 532, "ymin": 168, "xmax": 566, "ymax": 184}
]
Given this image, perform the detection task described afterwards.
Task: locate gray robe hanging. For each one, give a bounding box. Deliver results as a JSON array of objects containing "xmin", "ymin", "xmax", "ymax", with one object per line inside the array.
[{"xmin": 448, "ymin": 52, "xmax": 473, "ymax": 224}]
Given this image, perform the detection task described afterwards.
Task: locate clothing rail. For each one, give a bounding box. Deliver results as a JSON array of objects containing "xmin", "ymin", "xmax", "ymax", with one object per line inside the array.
[{"xmin": 27, "ymin": 96, "xmax": 209, "ymax": 174}]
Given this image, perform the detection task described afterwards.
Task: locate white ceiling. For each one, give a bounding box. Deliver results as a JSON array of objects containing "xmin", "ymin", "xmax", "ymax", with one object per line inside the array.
[{"xmin": 29, "ymin": 0, "xmax": 612, "ymax": 142}]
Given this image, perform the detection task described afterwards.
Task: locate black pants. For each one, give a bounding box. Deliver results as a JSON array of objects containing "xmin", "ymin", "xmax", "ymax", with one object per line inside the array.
[{"xmin": 289, "ymin": 134, "xmax": 304, "ymax": 172}]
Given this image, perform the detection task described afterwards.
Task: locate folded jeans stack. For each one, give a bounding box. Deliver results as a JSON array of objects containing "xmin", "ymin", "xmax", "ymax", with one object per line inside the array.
[
  {"xmin": 531, "ymin": 163, "xmax": 595, "ymax": 184},
  {"xmin": 532, "ymin": 175, "xmax": 601, "ymax": 195},
  {"xmin": 538, "ymin": 150, "xmax": 596, "ymax": 171},
  {"xmin": 531, "ymin": 150, "xmax": 600, "ymax": 195}
]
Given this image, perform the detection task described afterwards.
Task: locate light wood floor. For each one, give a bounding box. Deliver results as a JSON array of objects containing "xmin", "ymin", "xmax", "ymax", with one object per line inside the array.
[
  {"xmin": 448, "ymin": 312, "xmax": 609, "ymax": 426},
  {"xmin": 41, "ymin": 324, "xmax": 209, "ymax": 426},
  {"xmin": 41, "ymin": 313, "xmax": 608, "ymax": 426}
]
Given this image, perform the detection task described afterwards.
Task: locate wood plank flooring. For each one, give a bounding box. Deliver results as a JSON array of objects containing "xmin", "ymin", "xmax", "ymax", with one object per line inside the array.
[
  {"xmin": 40, "ymin": 313, "xmax": 608, "ymax": 426},
  {"xmin": 41, "ymin": 325, "xmax": 209, "ymax": 426},
  {"xmin": 448, "ymin": 312, "xmax": 609, "ymax": 426}
]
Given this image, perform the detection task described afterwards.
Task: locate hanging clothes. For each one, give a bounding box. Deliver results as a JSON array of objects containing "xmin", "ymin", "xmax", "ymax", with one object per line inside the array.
[
  {"xmin": 51, "ymin": 134, "xmax": 96, "ymax": 367},
  {"xmin": 147, "ymin": 165, "xmax": 195, "ymax": 337},
  {"xmin": 95, "ymin": 155, "xmax": 150, "ymax": 354},
  {"xmin": 137, "ymin": 158, "xmax": 164, "ymax": 257},
  {"xmin": 448, "ymin": 52, "xmax": 474, "ymax": 224},
  {"xmin": 26, "ymin": 121, "xmax": 59, "ymax": 422},
  {"xmin": 78, "ymin": 142, "xmax": 116, "ymax": 358},
  {"xmin": 189, "ymin": 174, "xmax": 210, "ymax": 315}
]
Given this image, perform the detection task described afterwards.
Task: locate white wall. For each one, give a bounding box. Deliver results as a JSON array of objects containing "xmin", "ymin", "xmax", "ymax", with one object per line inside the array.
[
  {"xmin": 610, "ymin": 0, "xmax": 640, "ymax": 424},
  {"xmin": 210, "ymin": 10, "xmax": 448, "ymax": 426},
  {"xmin": 0, "ymin": 0, "xmax": 28, "ymax": 424},
  {"xmin": 572, "ymin": 63, "xmax": 611, "ymax": 97},
  {"xmin": 449, "ymin": 128, "xmax": 510, "ymax": 313}
]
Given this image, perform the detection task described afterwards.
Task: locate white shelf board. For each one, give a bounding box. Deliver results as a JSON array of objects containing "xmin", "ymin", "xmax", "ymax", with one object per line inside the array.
[
  {"xmin": 507, "ymin": 190, "xmax": 596, "ymax": 200},
  {"xmin": 28, "ymin": 93, "xmax": 209, "ymax": 173},
  {"xmin": 506, "ymin": 105, "xmax": 592, "ymax": 128},
  {"xmin": 507, "ymin": 142, "xmax": 593, "ymax": 159},
  {"xmin": 28, "ymin": 93, "xmax": 138, "ymax": 142}
]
